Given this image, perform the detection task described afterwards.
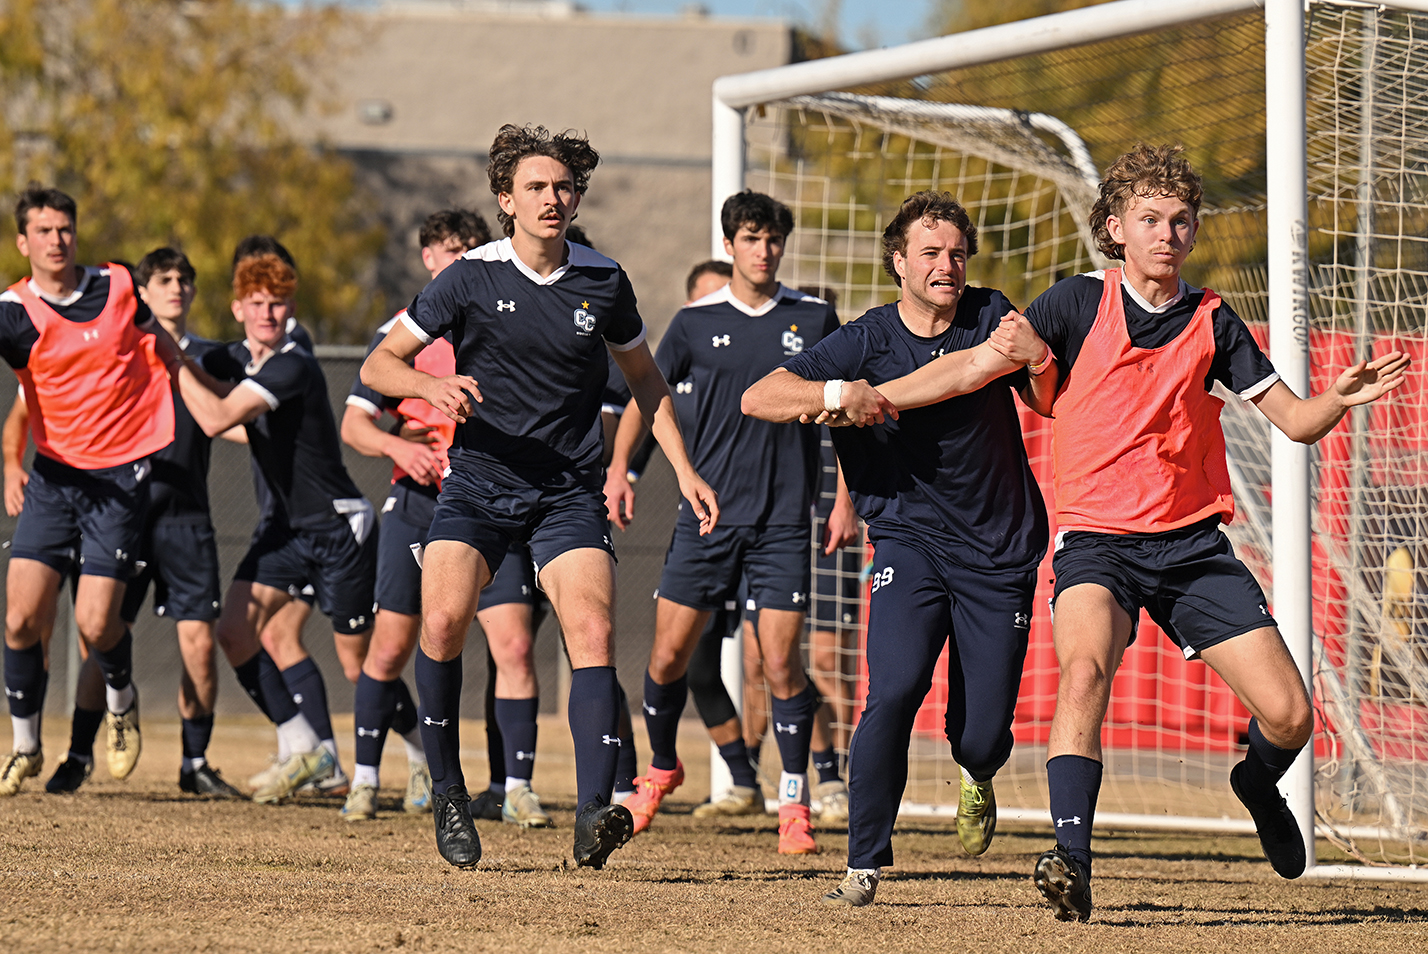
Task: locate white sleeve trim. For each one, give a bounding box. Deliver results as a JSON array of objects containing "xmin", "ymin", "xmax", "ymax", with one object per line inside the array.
[
  {"xmin": 345, "ymin": 394, "xmax": 382, "ymax": 418},
  {"xmin": 1238, "ymin": 372, "xmax": 1280, "ymax": 402},
  {"xmin": 399, "ymin": 311, "xmax": 434, "ymax": 346},
  {"xmin": 239, "ymin": 378, "xmax": 280, "ymax": 411},
  {"xmin": 605, "ymin": 324, "xmax": 647, "ymax": 353}
]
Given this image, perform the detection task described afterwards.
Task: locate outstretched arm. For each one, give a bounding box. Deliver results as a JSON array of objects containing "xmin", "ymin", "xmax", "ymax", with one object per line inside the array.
[
  {"xmin": 1251, "ymin": 351, "xmax": 1410, "ymax": 444},
  {"xmin": 611, "ymin": 342, "xmax": 719, "ymax": 534},
  {"xmin": 875, "ymin": 338, "xmax": 1020, "ymax": 411},
  {"xmin": 741, "ymin": 368, "xmax": 897, "ymax": 426}
]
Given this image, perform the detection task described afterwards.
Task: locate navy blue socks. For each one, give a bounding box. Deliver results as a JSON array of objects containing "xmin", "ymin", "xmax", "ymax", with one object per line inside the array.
[
  {"xmin": 281, "ymin": 657, "xmax": 334, "ymax": 744},
  {"xmin": 1047, "ymin": 754, "xmax": 1102, "ymax": 873},
  {"xmin": 494, "ymin": 696, "xmax": 539, "ymax": 782},
  {"xmin": 569, "ymin": 666, "xmax": 621, "ymax": 812},
  {"xmin": 642, "ymin": 670, "xmax": 688, "ymax": 771},
  {"xmin": 415, "ymin": 647, "xmax": 465, "ymax": 795},
  {"xmin": 719, "ymin": 738, "xmax": 760, "ymax": 789}
]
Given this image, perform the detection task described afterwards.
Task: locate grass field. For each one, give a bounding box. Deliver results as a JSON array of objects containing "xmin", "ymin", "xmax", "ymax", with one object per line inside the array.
[{"xmin": 4, "ymin": 714, "xmax": 1427, "ymax": 954}]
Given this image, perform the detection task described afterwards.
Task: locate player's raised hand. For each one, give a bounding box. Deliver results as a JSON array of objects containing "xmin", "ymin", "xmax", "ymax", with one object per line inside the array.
[
  {"xmin": 603, "ymin": 468, "xmax": 637, "ymax": 530},
  {"xmin": 840, "ymin": 380, "xmax": 898, "ymax": 426},
  {"xmin": 989, "ymin": 311, "xmax": 1049, "ymax": 366},
  {"xmin": 420, "ymin": 374, "xmax": 482, "ymax": 423},
  {"xmin": 1335, "ymin": 350, "xmax": 1411, "ymax": 406},
  {"xmin": 678, "ymin": 472, "xmax": 720, "ymax": 535}
]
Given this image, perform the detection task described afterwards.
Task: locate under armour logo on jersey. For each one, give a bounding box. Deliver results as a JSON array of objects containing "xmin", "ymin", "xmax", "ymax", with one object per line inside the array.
[
  {"xmin": 515, "ymin": 750, "xmax": 534, "ymax": 761},
  {"xmin": 675, "ymin": 381, "xmax": 693, "ymax": 394},
  {"xmin": 356, "ymin": 727, "xmax": 380, "ymax": 738},
  {"xmin": 1014, "ymin": 612, "xmax": 1030, "ymax": 629},
  {"xmin": 774, "ymin": 722, "xmax": 798, "ymax": 735},
  {"xmin": 930, "ymin": 347, "xmax": 947, "ymax": 358},
  {"xmin": 82, "ymin": 329, "xmax": 100, "ymax": 342},
  {"xmin": 712, "ymin": 334, "xmax": 731, "ymax": 347},
  {"xmin": 1056, "ymin": 815, "xmax": 1082, "ymax": 827},
  {"xmin": 642, "ymin": 702, "xmax": 657, "ymax": 716},
  {"xmin": 496, "ymin": 299, "xmax": 516, "ymax": 312},
  {"xmin": 601, "ymin": 735, "xmax": 622, "ymax": 746},
  {"xmin": 424, "ymin": 717, "xmax": 450, "ymax": 728}
]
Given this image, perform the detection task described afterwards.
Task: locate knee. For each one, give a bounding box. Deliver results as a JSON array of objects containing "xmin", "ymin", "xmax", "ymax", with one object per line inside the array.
[
  {"xmin": 1059, "ymin": 652, "xmax": 1114, "ymax": 697},
  {"xmin": 363, "ymin": 644, "xmax": 406, "ymax": 681},
  {"xmin": 1261, "ymin": 688, "xmax": 1313, "ymax": 750}
]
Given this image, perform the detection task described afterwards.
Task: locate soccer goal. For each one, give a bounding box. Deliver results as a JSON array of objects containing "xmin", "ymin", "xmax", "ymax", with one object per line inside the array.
[{"xmin": 712, "ymin": 0, "xmax": 1428, "ymax": 880}]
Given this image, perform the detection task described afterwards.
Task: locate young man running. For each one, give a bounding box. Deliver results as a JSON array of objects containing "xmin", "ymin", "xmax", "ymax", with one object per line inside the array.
[
  {"xmin": 743, "ymin": 190, "xmax": 1055, "ymax": 905},
  {"xmin": 341, "ymin": 208, "xmax": 548, "ymax": 825},
  {"xmin": 35, "ymin": 248, "xmax": 241, "ymax": 796},
  {"xmin": 0, "ymin": 185, "xmax": 172, "ymax": 794},
  {"xmin": 362, "ymin": 123, "xmax": 718, "ymax": 871},
  {"xmin": 166, "ymin": 253, "xmax": 379, "ymax": 804},
  {"xmin": 604, "ymin": 191, "xmax": 843, "ymax": 853}
]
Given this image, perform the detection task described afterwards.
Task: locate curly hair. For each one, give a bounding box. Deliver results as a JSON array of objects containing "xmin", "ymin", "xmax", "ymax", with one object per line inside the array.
[
  {"xmin": 881, "ymin": 191, "xmax": 978, "ymax": 287},
  {"xmin": 486, "ymin": 124, "xmax": 600, "ymax": 238},
  {"xmin": 233, "ymin": 253, "xmax": 297, "ymax": 301},
  {"xmin": 420, "ymin": 209, "xmax": 491, "ymax": 251},
  {"xmin": 720, "ymin": 190, "xmax": 793, "ymax": 241},
  {"xmin": 1089, "ymin": 144, "xmax": 1203, "ymax": 260}
]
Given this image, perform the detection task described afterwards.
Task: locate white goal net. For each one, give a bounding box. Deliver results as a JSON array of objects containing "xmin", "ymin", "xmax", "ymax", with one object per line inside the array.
[{"xmin": 731, "ymin": 0, "xmax": 1428, "ymax": 871}]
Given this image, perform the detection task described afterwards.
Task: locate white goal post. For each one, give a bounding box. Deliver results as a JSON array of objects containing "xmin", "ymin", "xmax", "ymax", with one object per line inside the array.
[{"xmin": 711, "ymin": 0, "xmax": 1428, "ymax": 881}]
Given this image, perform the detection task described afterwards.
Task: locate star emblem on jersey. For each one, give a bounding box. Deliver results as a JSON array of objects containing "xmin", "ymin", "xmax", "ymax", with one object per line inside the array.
[
  {"xmin": 573, "ymin": 304, "xmax": 596, "ymax": 335},
  {"xmin": 496, "ymin": 299, "xmax": 516, "ymax": 312},
  {"xmin": 712, "ymin": 334, "xmax": 731, "ymax": 347}
]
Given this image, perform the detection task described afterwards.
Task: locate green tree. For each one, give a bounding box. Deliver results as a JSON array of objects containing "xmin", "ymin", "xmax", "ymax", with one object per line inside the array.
[{"xmin": 0, "ymin": 0, "xmax": 385, "ymax": 342}]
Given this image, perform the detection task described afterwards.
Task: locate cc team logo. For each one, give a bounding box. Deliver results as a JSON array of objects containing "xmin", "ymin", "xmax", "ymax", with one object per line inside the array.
[
  {"xmin": 781, "ymin": 324, "xmax": 804, "ymax": 355},
  {"xmin": 573, "ymin": 300, "xmax": 596, "ymax": 335}
]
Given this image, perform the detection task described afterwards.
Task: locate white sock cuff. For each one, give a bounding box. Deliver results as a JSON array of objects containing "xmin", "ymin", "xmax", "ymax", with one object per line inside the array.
[{"xmin": 352, "ymin": 764, "xmax": 380, "ymax": 788}]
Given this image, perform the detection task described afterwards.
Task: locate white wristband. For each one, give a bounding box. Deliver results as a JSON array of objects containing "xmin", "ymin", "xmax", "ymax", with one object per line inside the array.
[{"xmin": 823, "ymin": 379, "xmax": 845, "ymax": 412}]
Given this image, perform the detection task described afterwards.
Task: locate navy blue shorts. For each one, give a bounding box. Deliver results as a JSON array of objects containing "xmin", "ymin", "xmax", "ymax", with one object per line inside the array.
[
  {"xmin": 120, "ymin": 517, "xmax": 222, "ymax": 623},
  {"xmin": 811, "ymin": 514, "xmax": 864, "ymax": 629},
  {"xmin": 659, "ymin": 514, "xmax": 809, "ymax": 613},
  {"xmin": 477, "ymin": 542, "xmax": 537, "ymax": 611},
  {"xmin": 375, "ymin": 482, "xmax": 436, "ymax": 618},
  {"xmin": 426, "ymin": 465, "xmax": 613, "ymax": 580},
  {"xmin": 10, "ymin": 454, "xmax": 150, "ymax": 581},
  {"xmin": 1050, "ymin": 516, "xmax": 1276, "ymax": 658},
  {"xmin": 236, "ymin": 509, "xmax": 379, "ymax": 635}
]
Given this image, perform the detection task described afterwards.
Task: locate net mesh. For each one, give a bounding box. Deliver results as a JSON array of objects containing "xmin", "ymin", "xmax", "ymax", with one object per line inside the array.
[{"xmin": 744, "ymin": 2, "xmax": 1428, "ymax": 865}]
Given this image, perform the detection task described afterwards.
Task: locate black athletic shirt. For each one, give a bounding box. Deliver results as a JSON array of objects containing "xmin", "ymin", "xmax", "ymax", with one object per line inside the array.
[
  {"xmin": 781, "ymin": 289, "xmax": 1048, "ymax": 573},
  {"xmin": 150, "ymin": 333, "xmax": 224, "ymax": 522},
  {"xmin": 658, "ymin": 283, "xmax": 840, "ymax": 526},
  {"xmin": 403, "ymin": 238, "xmax": 645, "ymax": 487},
  {"xmin": 204, "ymin": 335, "xmax": 362, "ymax": 529},
  {"xmin": 0, "ymin": 266, "xmax": 154, "ymax": 369},
  {"xmin": 250, "ymin": 319, "xmax": 315, "ymax": 526},
  {"xmin": 1024, "ymin": 271, "xmax": 1279, "ymax": 399}
]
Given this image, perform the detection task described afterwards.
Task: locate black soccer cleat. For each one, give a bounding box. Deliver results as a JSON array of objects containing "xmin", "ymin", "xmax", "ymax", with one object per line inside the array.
[
  {"xmin": 45, "ymin": 756, "xmax": 92, "ymax": 794},
  {"xmin": 432, "ymin": 784, "xmax": 483, "ymax": 869},
  {"xmin": 573, "ymin": 799, "xmax": 634, "ymax": 870},
  {"xmin": 469, "ymin": 787, "xmax": 505, "ymax": 821},
  {"xmin": 180, "ymin": 764, "xmax": 245, "ymax": 799},
  {"xmin": 1230, "ymin": 760, "xmax": 1307, "ymax": 879},
  {"xmin": 1033, "ymin": 844, "xmax": 1093, "ymax": 922}
]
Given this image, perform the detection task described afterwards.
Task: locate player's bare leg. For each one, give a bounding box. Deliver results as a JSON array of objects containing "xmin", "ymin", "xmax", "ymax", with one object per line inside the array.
[
  {"xmin": 69, "ymin": 573, "xmax": 144, "ymax": 781},
  {"xmin": 1200, "ymin": 626, "xmax": 1313, "ymax": 878},
  {"xmin": 539, "ymin": 547, "xmax": 634, "ymax": 867},
  {"xmin": 173, "ymin": 618, "xmax": 241, "ymax": 797},
  {"xmin": 1036, "ymin": 583, "xmax": 1134, "ymax": 921}
]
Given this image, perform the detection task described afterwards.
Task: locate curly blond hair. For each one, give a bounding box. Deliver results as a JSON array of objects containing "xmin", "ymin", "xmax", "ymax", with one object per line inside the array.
[{"xmin": 1089, "ymin": 144, "xmax": 1203, "ymax": 261}]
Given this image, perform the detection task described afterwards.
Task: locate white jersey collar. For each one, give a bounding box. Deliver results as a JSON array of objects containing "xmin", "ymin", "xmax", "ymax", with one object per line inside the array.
[
  {"xmin": 694, "ymin": 282, "xmax": 815, "ymax": 318},
  {"xmin": 1119, "ymin": 273, "xmax": 1191, "ymax": 314},
  {"xmin": 464, "ymin": 237, "xmax": 616, "ymax": 287},
  {"xmin": 29, "ymin": 266, "xmax": 93, "ymax": 308}
]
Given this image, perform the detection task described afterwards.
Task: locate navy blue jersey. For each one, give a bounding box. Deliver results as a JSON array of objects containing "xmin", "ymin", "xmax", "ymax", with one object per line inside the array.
[
  {"xmin": 0, "ymin": 266, "xmax": 154, "ymax": 368},
  {"xmin": 781, "ymin": 289, "xmax": 1047, "ymax": 572},
  {"xmin": 602, "ymin": 352, "xmax": 632, "ymax": 416},
  {"xmin": 149, "ymin": 333, "xmax": 224, "ymax": 521},
  {"xmin": 250, "ymin": 318, "xmax": 315, "ymax": 526},
  {"xmin": 204, "ymin": 337, "xmax": 362, "ymax": 529},
  {"xmin": 658, "ymin": 284, "xmax": 840, "ymax": 526},
  {"xmin": 345, "ymin": 314, "xmax": 403, "ymax": 421},
  {"xmin": 1024, "ymin": 271, "xmax": 1279, "ymax": 399},
  {"xmin": 403, "ymin": 238, "xmax": 645, "ymax": 486}
]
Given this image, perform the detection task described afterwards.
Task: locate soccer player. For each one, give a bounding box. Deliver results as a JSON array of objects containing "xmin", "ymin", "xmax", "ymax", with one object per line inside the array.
[
  {"xmin": 886, "ymin": 146, "xmax": 1407, "ymax": 920},
  {"xmin": 742, "ymin": 190, "xmax": 1056, "ymax": 905},
  {"xmin": 165, "ymin": 252, "xmax": 379, "ymax": 804},
  {"xmin": 341, "ymin": 209, "xmax": 509, "ymax": 824},
  {"xmin": 31, "ymin": 248, "xmax": 241, "ymax": 796},
  {"xmin": 604, "ymin": 191, "xmax": 842, "ymax": 854},
  {"xmin": 361, "ymin": 123, "xmax": 718, "ymax": 871},
  {"xmin": 0, "ymin": 184, "xmax": 172, "ymax": 795}
]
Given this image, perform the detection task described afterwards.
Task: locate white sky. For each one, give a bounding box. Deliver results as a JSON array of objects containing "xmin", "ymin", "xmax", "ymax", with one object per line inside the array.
[{"xmin": 573, "ymin": 1, "xmax": 936, "ymax": 50}]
